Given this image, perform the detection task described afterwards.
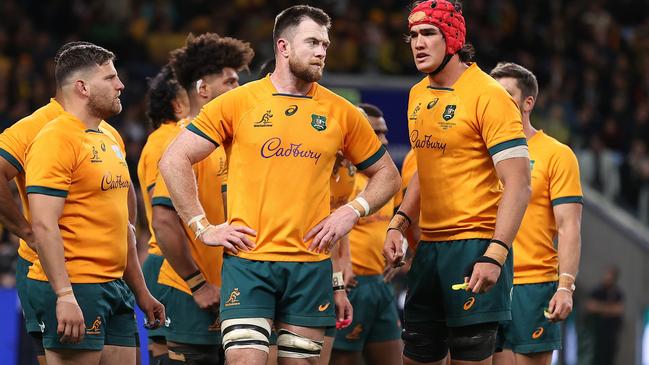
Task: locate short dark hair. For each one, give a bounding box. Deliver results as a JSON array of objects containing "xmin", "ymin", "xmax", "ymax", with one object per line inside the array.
[
  {"xmin": 457, "ymin": 44, "xmax": 475, "ymax": 63},
  {"xmin": 55, "ymin": 44, "xmax": 115, "ymax": 87},
  {"xmin": 54, "ymin": 41, "xmax": 96, "ymax": 64},
  {"xmin": 358, "ymin": 103, "xmax": 383, "ymax": 118},
  {"xmin": 489, "ymin": 62, "xmax": 539, "ymax": 99},
  {"xmin": 273, "ymin": 5, "xmax": 331, "ymax": 47},
  {"xmin": 169, "ymin": 33, "xmax": 254, "ymax": 91},
  {"xmin": 146, "ymin": 64, "xmax": 184, "ymax": 129}
]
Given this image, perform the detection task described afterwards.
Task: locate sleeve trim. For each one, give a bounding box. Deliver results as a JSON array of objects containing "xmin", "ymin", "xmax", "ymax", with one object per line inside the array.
[
  {"xmin": 551, "ymin": 196, "xmax": 583, "ymax": 206},
  {"xmin": 187, "ymin": 124, "xmax": 220, "ymax": 147},
  {"xmin": 0, "ymin": 147, "xmax": 23, "ymax": 173},
  {"xmin": 221, "ymin": 184, "xmax": 227, "ymax": 193},
  {"xmin": 488, "ymin": 138, "xmax": 527, "ymax": 156},
  {"xmin": 355, "ymin": 145, "xmax": 386, "ymax": 171},
  {"xmin": 152, "ymin": 197, "xmax": 175, "ymax": 209},
  {"xmin": 26, "ymin": 186, "xmax": 68, "ymax": 198},
  {"xmin": 146, "ymin": 183, "xmax": 156, "ymax": 192}
]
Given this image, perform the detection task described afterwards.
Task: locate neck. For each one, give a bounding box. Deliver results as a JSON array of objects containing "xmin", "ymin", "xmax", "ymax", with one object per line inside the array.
[
  {"xmin": 62, "ymin": 97, "xmax": 102, "ymax": 130},
  {"xmin": 427, "ymin": 57, "xmax": 468, "ymax": 89},
  {"xmin": 522, "ymin": 115, "xmax": 537, "ymax": 139},
  {"xmin": 188, "ymin": 91, "xmax": 205, "ymax": 119},
  {"xmin": 53, "ymin": 91, "xmax": 66, "ymax": 109},
  {"xmin": 270, "ymin": 64, "xmax": 314, "ymax": 95}
]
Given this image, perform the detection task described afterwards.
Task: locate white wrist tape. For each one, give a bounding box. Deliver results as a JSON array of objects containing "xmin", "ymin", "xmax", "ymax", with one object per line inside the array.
[
  {"xmin": 345, "ymin": 204, "xmax": 361, "ymax": 218},
  {"xmin": 187, "ymin": 214, "xmax": 206, "ymax": 227},
  {"xmin": 355, "ymin": 197, "xmax": 370, "ymax": 217}
]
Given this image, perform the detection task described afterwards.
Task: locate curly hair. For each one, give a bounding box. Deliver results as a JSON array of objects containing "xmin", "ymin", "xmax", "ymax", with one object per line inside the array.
[
  {"xmin": 146, "ymin": 64, "xmax": 183, "ymax": 129},
  {"xmin": 169, "ymin": 33, "xmax": 254, "ymax": 91}
]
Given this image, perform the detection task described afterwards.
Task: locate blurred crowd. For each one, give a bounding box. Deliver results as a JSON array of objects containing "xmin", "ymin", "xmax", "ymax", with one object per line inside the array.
[{"xmin": 2, "ymin": 0, "xmax": 649, "ymax": 280}]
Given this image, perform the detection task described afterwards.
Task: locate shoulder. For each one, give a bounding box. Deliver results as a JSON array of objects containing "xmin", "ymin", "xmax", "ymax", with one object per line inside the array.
[
  {"xmin": 541, "ymin": 133, "xmax": 577, "ymax": 161},
  {"xmin": 314, "ymin": 84, "xmax": 363, "ymax": 117},
  {"xmin": 409, "ymin": 77, "xmax": 429, "ymax": 96}
]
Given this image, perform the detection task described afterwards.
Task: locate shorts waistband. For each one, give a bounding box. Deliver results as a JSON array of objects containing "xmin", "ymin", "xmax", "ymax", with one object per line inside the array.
[{"xmin": 354, "ymin": 275, "xmax": 384, "ymax": 285}]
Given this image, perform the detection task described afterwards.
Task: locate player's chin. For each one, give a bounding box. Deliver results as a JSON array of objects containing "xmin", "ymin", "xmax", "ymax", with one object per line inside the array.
[{"xmin": 415, "ymin": 62, "xmax": 438, "ymax": 74}]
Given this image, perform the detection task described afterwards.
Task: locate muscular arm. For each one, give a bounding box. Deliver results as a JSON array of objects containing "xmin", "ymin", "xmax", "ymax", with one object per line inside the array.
[
  {"xmin": 307, "ymin": 153, "xmax": 400, "ymax": 252},
  {"xmin": 395, "ymin": 171, "xmax": 421, "ymax": 223},
  {"xmin": 0, "ymin": 159, "xmax": 34, "ymax": 244},
  {"xmin": 28, "ymin": 194, "xmax": 68, "ymax": 292},
  {"xmin": 493, "ymin": 157, "xmax": 531, "ymax": 245},
  {"xmin": 122, "ymin": 184, "xmax": 149, "ymax": 297},
  {"xmin": 554, "ymin": 203, "xmax": 582, "ymax": 277},
  {"xmin": 355, "ymin": 153, "xmax": 401, "ymax": 214},
  {"xmin": 159, "ymin": 130, "xmax": 215, "ymax": 224},
  {"xmin": 152, "ymin": 205, "xmax": 198, "ymax": 278}
]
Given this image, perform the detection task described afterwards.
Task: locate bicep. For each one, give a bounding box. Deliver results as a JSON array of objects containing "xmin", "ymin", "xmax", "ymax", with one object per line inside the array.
[
  {"xmin": 358, "ymin": 152, "xmax": 397, "ymax": 179},
  {"xmin": 0, "ymin": 157, "xmax": 19, "ymax": 182},
  {"xmin": 495, "ymin": 157, "xmax": 530, "ymax": 184},
  {"xmin": 28, "ymin": 194, "xmax": 65, "ymax": 226},
  {"xmin": 552, "ymin": 203, "xmax": 582, "ymax": 230},
  {"xmin": 164, "ymin": 129, "xmax": 216, "ymax": 165}
]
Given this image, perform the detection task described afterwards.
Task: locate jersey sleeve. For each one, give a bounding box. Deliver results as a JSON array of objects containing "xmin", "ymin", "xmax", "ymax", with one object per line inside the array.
[
  {"xmin": 341, "ymin": 105, "xmax": 386, "ymax": 170},
  {"xmin": 138, "ymin": 147, "xmax": 158, "ymax": 193},
  {"xmin": 0, "ymin": 125, "xmax": 27, "ymax": 173},
  {"xmin": 187, "ymin": 91, "xmax": 239, "ymax": 147},
  {"xmin": 549, "ymin": 145, "xmax": 583, "ymax": 206},
  {"xmin": 151, "ymin": 171, "xmax": 175, "ymax": 209},
  {"xmin": 477, "ymin": 87, "xmax": 527, "ymax": 156},
  {"xmin": 25, "ymin": 128, "xmax": 77, "ymax": 198}
]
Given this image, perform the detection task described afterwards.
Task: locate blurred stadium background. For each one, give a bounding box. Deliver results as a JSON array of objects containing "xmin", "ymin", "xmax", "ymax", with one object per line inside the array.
[{"xmin": 1, "ymin": 0, "xmax": 649, "ymax": 364}]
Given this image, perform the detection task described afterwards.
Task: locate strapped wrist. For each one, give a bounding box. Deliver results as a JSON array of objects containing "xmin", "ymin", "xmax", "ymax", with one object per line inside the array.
[
  {"xmin": 388, "ymin": 212, "xmax": 410, "ymax": 235},
  {"xmin": 187, "ymin": 215, "xmax": 211, "ymax": 239},
  {"xmin": 558, "ymin": 273, "xmax": 576, "ymax": 292},
  {"xmin": 332, "ymin": 271, "xmax": 345, "ymax": 291},
  {"xmin": 483, "ymin": 239, "xmax": 510, "ymax": 266},
  {"xmin": 184, "ymin": 270, "xmax": 207, "ymax": 293}
]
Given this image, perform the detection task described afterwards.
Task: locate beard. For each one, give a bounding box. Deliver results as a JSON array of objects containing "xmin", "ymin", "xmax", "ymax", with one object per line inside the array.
[
  {"xmin": 289, "ymin": 57, "xmax": 323, "ymax": 83},
  {"xmin": 88, "ymin": 92, "xmax": 122, "ymax": 120}
]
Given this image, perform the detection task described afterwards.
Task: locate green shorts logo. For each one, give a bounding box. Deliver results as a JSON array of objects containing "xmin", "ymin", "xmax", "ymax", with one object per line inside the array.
[
  {"xmin": 311, "ymin": 114, "xmax": 327, "ymax": 131},
  {"xmin": 442, "ymin": 105, "xmax": 456, "ymax": 121}
]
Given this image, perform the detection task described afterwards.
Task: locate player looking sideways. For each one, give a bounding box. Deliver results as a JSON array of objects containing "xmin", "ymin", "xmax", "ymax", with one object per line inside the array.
[
  {"xmin": 383, "ymin": 1, "xmax": 531, "ymax": 364},
  {"xmin": 159, "ymin": 4, "xmax": 400, "ymax": 365}
]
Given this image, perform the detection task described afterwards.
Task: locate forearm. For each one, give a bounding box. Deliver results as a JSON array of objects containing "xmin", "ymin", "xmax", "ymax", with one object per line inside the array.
[
  {"xmin": 0, "ymin": 180, "xmax": 33, "ymax": 243},
  {"xmin": 493, "ymin": 179, "xmax": 530, "ymax": 245},
  {"xmin": 557, "ymin": 226, "xmax": 581, "ymax": 277},
  {"xmin": 123, "ymin": 226, "xmax": 149, "ymax": 298},
  {"xmin": 159, "ymin": 150, "xmax": 205, "ymax": 224},
  {"xmin": 153, "ymin": 206, "xmax": 199, "ymax": 278},
  {"xmin": 356, "ymin": 155, "xmax": 400, "ymax": 215},
  {"xmin": 331, "ymin": 235, "xmax": 350, "ymax": 272},
  {"xmin": 32, "ymin": 223, "xmax": 71, "ymax": 292},
  {"xmin": 397, "ymin": 172, "xmax": 421, "ymax": 222}
]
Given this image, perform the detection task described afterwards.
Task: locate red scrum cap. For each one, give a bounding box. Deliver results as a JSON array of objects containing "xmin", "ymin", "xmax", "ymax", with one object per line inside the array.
[{"xmin": 408, "ymin": 0, "xmax": 466, "ymax": 55}]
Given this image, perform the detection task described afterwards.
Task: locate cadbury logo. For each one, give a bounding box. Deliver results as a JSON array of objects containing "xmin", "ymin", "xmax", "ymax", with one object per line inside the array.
[
  {"xmin": 410, "ymin": 129, "xmax": 446, "ymax": 154},
  {"xmin": 101, "ymin": 173, "xmax": 130, "ymax": 191},
  {"xmin": 261, "ymin": 137, "xmax": 322, "ymax": 165}
]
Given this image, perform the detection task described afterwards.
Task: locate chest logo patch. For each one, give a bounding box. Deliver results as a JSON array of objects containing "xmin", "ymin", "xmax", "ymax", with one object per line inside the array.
[
  {"xmin": 427, "ymin": 98, "xmax": 439, "ymax": 109},
  {"xmin": 255, "ymin": 110, "xmax": 274, "ymax": 127},
  {"xmin": 442, "ymin": 104, "xmax": 456, "ymax": 121},
  {"xmin": 311, "ymin": 114, "xmax": 327, "ymax": 131}
]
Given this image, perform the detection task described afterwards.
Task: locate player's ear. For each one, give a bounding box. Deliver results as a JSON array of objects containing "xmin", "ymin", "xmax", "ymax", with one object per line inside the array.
[
  {"xmin": 196, "ymin": 78, "xmax": 209, "ymax": 99},
  {"xmin": 277, "ymin": 38, "xmax": 290, "ymax": 59},
  {"xmin": 73, "ymin": 79, "xmax": 89, "ymax": 97},
  {"xmin": 523, "ymin": 96, "xmax": 535, "ymax": 113}
]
